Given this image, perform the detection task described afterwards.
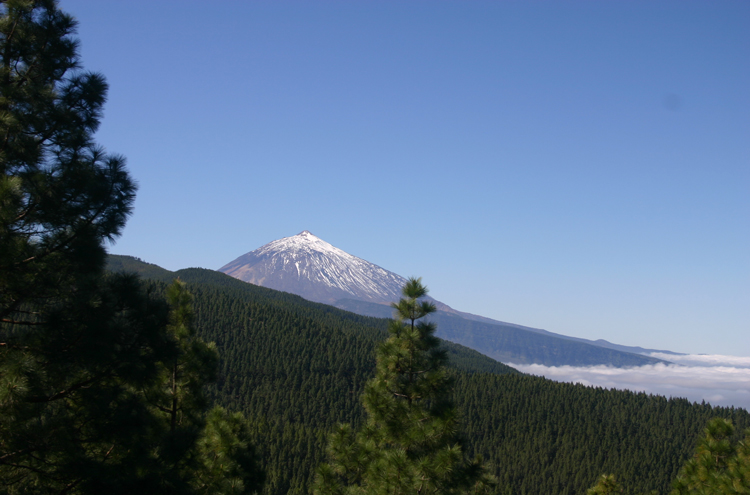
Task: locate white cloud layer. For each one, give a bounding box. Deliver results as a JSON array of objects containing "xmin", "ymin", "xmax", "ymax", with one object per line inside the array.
[
  {"xmin": 648, "ymin": 353, "xmax": 750, "ymax": 368},
  {"xmin": 508, "ymin": 354, "xmax": 750, "ymax": 411}
]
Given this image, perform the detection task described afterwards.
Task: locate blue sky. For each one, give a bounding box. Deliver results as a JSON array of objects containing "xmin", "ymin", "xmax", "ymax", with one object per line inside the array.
[{"xmin": 61, "ymin": 1, "xmax": 748, "ymax": 357}]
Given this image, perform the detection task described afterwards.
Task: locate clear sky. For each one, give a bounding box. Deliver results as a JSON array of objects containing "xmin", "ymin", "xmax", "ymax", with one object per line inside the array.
[{"xmin": 60, "ymin": 1, "xmax": 749, "ymax": 357}]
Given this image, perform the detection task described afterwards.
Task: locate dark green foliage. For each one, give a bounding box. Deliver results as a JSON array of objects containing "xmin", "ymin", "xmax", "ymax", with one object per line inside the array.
[
  {"xmin": 116, "ymin": 257, "xmax": 750, "ymax": 495},
  {"xmin": 144, "ymin": 280, "xmax": 218, "ymax": 492},
  {"xmin": 670, "ymin": 418, "xmax": 750, "ymax": 494},
  {"xmin": 458, "ymin": 374, "xmax": 750, "ymax": 495},
  {"xmin": 314, "ymin": 278, "xmax": 495, "ymax": 494},
  {"xmin": 195, "ymin": 406, "xmax": 266, "ymax": 494},
  {"xmin": 0, "ymin": 0, "xmax": 163, "ymax": 490},
  {"xmin": 0, "ymin": 0, "xmax": 136, "ymax": 323},
  {"xmin": 0, "ymin": 273, "xmax": 175, "ymax": 493},
  {"xmin": 125, "ymin": 265, "xmax": 514, "ymax": 493},
  {"xmin": 162, "ymin": 280, "xmax": 219, "ymax": 437},
  {"xmin": 150, "ymin": 280, "xmax": 264, "ymax": 495},
  {"xmin": 589, "ymin": 418, "xmax": 750, "ymax": 494}
]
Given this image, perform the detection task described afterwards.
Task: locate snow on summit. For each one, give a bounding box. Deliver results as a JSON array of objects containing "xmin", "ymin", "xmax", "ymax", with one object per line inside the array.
[{"xmin": 218, "ymin": 231, "xmax": 407, "ymax": 305}]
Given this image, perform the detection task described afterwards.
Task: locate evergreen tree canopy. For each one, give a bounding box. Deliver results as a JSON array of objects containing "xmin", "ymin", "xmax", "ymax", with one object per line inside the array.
[
  {"xmin": 109, "ymin": 257, "xmax": 750, "ymax": 495},
  {"xmin": 0, "ymin": 1, "xmax": 161, "ymax": 490},
  {"xmin": 0, "ymin": 0, "xmax": 135, "ymax": 320},
  {"xmin": 0, "ymin": 3, "xmax": 263, "ymax": 492},
  {"xmin": 151, "ymin": 280, "xmax": 264, "ymax": 495},
  {"xmin": 588, "ymin": 417, "xmax": 750, "ymax": 495},
  {"xmin": 314, "ymin": 277, "xmax": 495, "ymax": 494},
  {"xmin": 671, "ymin": 418, "xmax": 750, "ymax": 495}
]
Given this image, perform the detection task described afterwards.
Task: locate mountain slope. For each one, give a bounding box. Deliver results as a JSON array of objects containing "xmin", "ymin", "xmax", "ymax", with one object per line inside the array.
[
  {"xmin": 334, "ymin": 298, "xmax": 665, "ymax": 367},
  {"xmin": 219, "ymin": 230, "xmax": 406, "ymax": 305},
  {"xmin": 106, "ymin": 254, "xmax": 514, "ymax": 376},
  {"xmin": 218, "ymin": 232, "xmax": 669, "ymax": 367},
  {"xmin": 107, "ymin": 254, "xmax": 749, "ymax": 495}
]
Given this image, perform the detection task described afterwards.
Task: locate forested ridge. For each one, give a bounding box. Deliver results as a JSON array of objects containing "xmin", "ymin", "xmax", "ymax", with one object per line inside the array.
[{"xmin": 109, "ymin": 255, "xmax": 750, "ymax": 495}]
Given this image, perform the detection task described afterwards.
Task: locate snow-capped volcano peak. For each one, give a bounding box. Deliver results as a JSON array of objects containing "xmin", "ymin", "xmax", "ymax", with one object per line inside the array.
[
  {"xmin": 219, "ymin": 231, "xmax": 408, "ymax": 305},
  {"xmin": 256, "ymin": 231, "xmax": 347, "ymax": 260}
]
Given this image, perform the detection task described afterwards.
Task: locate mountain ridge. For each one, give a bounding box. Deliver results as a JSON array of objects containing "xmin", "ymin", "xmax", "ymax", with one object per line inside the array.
[{"xmin": 217, "ymin": 232, "xmax": 672, "ymax": 367}]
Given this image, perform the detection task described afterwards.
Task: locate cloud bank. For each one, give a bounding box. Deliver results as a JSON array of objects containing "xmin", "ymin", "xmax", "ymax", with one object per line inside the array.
[
  {"xmin": 648, "ymin": 353, "xmax": 750, "ymax": 368},
  {"xmin": 508, "ymin": 354, "xmax": 750, "ymax": 411}
]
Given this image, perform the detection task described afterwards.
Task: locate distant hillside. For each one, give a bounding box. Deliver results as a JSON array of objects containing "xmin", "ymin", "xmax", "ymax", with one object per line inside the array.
[
  {"xmin": 107, "ymin": 255, "xmax": 513, "ymax": 375},
  {"xmin": 334, "ymin": 298, "xmax": 666, "ymax": 367},
  {"xmin": 108, "ymin": 254, "xmax": 749, "ymax": 495},
  {"xmin": 107, "ymin": 254, "xmax": 174, "ymax": 279},
  {"xmin": 442, "ymin": 308, "xmax": 681, "ymax": 356}
]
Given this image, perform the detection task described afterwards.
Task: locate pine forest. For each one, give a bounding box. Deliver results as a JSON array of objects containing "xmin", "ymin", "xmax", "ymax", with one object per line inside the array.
[{"xmin": 110, "ymin": 256, "xmax": 750, "ymax": 495}]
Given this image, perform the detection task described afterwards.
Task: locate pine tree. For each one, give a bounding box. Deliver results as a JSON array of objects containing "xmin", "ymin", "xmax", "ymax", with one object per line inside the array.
[
  {"xmin": 152, "ymin": 280, "xmax": 264, "ymax": 494},
  {"xmin": 0, "ymin": 0, "xmax": 135, "ymax": 321},
  {"xmin": 671, "ymin": 418, "xmax": 750, "ymax": 495},
  {"xmin": 0, "ymin": 1, "xmax": 166, "ymax": 490},
  {"xmin": 194, "ymin": 406, "xmax": 266, "ymax": 495},
  {"xmin": 587, "ymin": 418, "xmax": 750, "ymax": 495},
  {"xmin": 160, "ymin": 280, "xmax": 220, "ymax": 457},
  {"xmin": 0, "ymin": 2, "xmax": 264, "ymax": 492},
  {"xmin": 314, "ymin": 277, "xmax": 495, "ymax": 495}
]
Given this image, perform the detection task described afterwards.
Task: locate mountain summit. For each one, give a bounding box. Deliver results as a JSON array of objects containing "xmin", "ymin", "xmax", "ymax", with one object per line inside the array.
[
  {"xmin": 219, "ymin": 231, "xmax": 407, "ymax": 305},
  {"xmin": 218, "ymin": 231, "xmax": 671, "ymax": 368}
]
